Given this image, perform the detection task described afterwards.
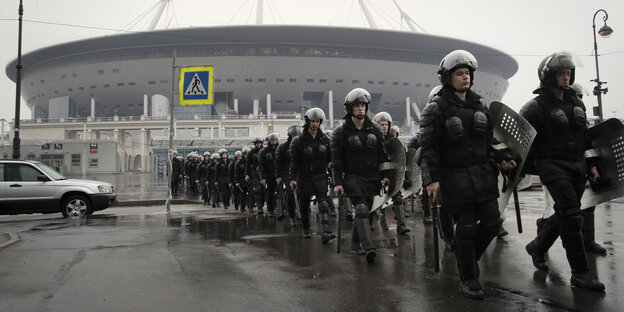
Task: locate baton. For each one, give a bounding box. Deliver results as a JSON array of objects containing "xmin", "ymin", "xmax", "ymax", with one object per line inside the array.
[
  {"xmin": 513, "ymin": 187, "xmax": 523, "ymax": 233},
  {"xmin": 293, "ymin": 186, "xmax": 302, "ymax": 220},
  {"xmin": 430, "ymin": 197, "xmax": 440, "ymax": 273},
  {"xmin": 336, "ymin": 194, "xmax": 344, "ymax": 254}
]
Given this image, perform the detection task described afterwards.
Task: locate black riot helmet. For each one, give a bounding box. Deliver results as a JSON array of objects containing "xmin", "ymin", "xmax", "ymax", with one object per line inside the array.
[
  {"xmin": 305, "ymin": 108, "xmax": 326, "ymax": 125},
  {"xmin": 373, "ymin": 112, "xmax": 392, "ymax": 127},
  {"xmin": 344, "ymin": 88, "xmax": 371, "ymax": 119},
  {"xmin": 570, "ymin": 82, "xmax": 584, "ymax": 99},
  {"xmin": 538, "ymin": 51, "xmax": 576, "ymax": 89},
  {"xmin": 437, "ymin": 50, "xmax": 478, "ymax": 87},
  {"xmin": 287, "ymin": 124, "xmax": 303, "ymax": 137}
]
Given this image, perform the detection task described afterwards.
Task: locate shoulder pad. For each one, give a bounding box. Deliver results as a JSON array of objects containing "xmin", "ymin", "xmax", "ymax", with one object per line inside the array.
[
  {"xmin": 519, "ymin": 98, "xmax": 541, "ymax": 120},
  {"xmin": 419, "ymin": 102, "xmax": 440, "ymax": 127}
]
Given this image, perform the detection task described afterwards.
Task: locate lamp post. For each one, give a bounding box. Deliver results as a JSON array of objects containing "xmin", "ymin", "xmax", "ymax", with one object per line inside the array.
[
  {"xmin": 592, "ymin": 9, "xmax": 614, "ymax": 124},
  {"xmin": 13, "ymin": 0, "xmax": 24, "ymax": 159}
]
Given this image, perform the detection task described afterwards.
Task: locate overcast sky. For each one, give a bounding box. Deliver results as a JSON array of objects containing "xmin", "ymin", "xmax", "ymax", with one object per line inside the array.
[{"xmin": 1, "ymin": 0, "xmax": 623, "ymax": 127}]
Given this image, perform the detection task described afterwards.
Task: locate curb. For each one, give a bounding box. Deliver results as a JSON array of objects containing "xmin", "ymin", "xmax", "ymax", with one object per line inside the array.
[
  {"xmin": 115, "ymin": 199, "xmax": 202, "ymax": 207},
  {"xmin": 0, "ymin": 232, "xmax": 20, "ymax": 250}
]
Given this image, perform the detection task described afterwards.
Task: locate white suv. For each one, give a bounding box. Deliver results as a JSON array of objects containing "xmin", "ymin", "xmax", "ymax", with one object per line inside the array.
[{"xmin": 0, "ymin": 160, "xmax": 117, "ymax": 217}]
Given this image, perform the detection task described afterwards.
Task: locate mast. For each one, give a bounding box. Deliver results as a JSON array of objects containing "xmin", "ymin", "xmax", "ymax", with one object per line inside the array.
[
  {"xmin": 357, "ymin": 0, "xmax": 377, "ymax": 29},
  {"xmin": 393, "ymin": 0, "xmax": 427, "ymax": 33},
  {"xmin": 256, "ymin": 0, "xmax": 264, "ymax": 25},
  {"xmin": 147, "ymin": 0, "xmax": 170, "ymax": 30}
]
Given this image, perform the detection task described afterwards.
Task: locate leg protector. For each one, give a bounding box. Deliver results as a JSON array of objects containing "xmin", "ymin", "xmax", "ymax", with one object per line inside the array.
[
  {"xmin": 318, "ymin": 200, "xmax": 331, "ymax": 233},
  {"xmin": 393, "ymin": 200, "xmax": 410, "ymax": 234},
  {"xmin": 454, "ymin": 222, "xmax": 477, "ymax": 282},
  {"xmin": 474, "ymin": 218, "xmax": 502, "ymax": 261},
  {"xmin": 354, "ymin": 203, "xmax": 374, "ymax": 250},
  {"xmin": 560, "ymin": 215, "xmax": 588, "ymax": 274}
]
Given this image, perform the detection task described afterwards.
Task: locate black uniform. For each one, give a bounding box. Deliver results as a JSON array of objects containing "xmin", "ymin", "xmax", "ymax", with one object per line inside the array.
[
  {"xmin": 332, "ymin": 116, "xmax": 389, "ymax": 252},
  {"xmin": 258, "ymin": 144, "xmax": 278, "ymax": 216},
  {"xmin": 207, "ymin": 160, "xmax": 218, "ymax": 207},
  {"xmin": 196, "ymin": 158, "xmax": 211, "ymax": 204},
  {"xmin": 276, "ymin": 138, "xmax": 295, "ymax": 221},
  {"xmin": 383, "ymin": 132, "xmax": 410, "ymax": 234},
  {"xmin": 290, "ymin": 129, "xmax": 332, "ymax": 238},
  {"xmin": 229, "ymin": 157, "xmax": 240, "ymax": 210},
  {"xmin": 186, "ymin": 159, "xmax": 199, "ymax": 195},
  {"xmin": 215, "ymin": 158, "xmax": 231, "ymax": 209},
  {"xmin": 171, "ymin": 156, "xmax": 184, "ymax": 196},
  {"xmin": 246, "ymin": 145, "xmax": 264, "ymax": 212},
  {"xmin": 419, "ymin": 87, "xmax": 505, "ymax": 287},
  {"xmin": 235, "ymin": 156, "xmax": 249, "ymax": 212},
  {"xmin": 520, "ymin": 87, "xmax": 604, "ymax": 288}
]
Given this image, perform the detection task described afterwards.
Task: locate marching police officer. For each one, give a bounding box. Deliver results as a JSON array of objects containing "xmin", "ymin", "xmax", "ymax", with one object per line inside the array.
[
  {"xmin": 332, "ymin": 88, "xmax": 390, "ymax": 263},
  {"xmin": 259, "ymin": 133, "xmax": 279, "ymax": 217},
  {"xmin": 236, "ymin": 147, "xmax": 251, "ymax": 212},
  {"xmin": 208, "ymin": 153, "xmax": 220, "ymax": 207},
  {"xmin": 215, "ymin": 149, "xmax": 231, "ymax": 209},
  {"xmin": 246, "ymin": 137, "xmax": 265, "ymax": 214},
  {"xmin": 277, "ymin": 125, "xmax": 302, "ymax": 224},
  {"xmin": 230, "ymin": 151, "xmax": 243, "ymax": 210},
  {"xmin": 520, "ymin": 51, "xmax": 604, "ymax": 291},
  {"xmin": 373, "ymin": 112, "xmax": 410, "ymax": 235},
  {"xmin": 419, "ymin": 50, "xmax": 516, "ymax": 298},
  {"xmin": 170, "ymin": 151, "xmax": 183, "ymax": 197},
  {"xmin": 290, "ymin": 108, "xmax": 333, "ymax": 241},
  {"xmin": 197, "ymin": 152, "xmax": 212, "ymax": 205}
]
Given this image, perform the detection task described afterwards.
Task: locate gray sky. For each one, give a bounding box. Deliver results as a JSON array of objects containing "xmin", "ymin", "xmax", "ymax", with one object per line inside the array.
[{"xmin": 1, "ymin": 0, "xmax": 623, "ymax": 126}]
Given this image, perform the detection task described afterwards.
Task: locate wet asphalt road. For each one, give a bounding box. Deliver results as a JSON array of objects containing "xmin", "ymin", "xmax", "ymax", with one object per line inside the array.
[{"xmin": 0, "ymin": 186, "xmax": 622, "ymax": 312}]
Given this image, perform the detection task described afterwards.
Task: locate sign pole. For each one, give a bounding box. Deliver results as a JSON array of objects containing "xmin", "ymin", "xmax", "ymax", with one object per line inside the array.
[{"xmin": 166, "ymin": 49, "xmax": 176, "ymax": 213}]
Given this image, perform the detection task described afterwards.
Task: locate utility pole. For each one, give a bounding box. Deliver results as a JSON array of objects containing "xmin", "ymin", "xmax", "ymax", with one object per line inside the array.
[{"xmin": 13, "ymin": 0, "xmax": 24, "ymax": 159}]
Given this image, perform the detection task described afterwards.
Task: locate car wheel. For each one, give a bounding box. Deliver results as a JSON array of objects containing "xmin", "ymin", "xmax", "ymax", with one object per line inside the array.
[{"xmin": 61, "ymin": 194, "xmax": 92, "ymax": 218}]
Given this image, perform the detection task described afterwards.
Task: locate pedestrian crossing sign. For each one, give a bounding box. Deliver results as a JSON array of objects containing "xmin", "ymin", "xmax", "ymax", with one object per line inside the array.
[{"xmin": 179, "ymin": 66, "xmax": 214, "ymax": 105}]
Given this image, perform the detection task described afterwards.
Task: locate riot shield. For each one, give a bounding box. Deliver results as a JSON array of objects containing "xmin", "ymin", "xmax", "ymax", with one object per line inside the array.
[
  {"xmin": 400, "ymin": 148, "xmax": 422, "ymax": 198},
  {"xmin": 489, "ymin": 101, "xmax": 537, "ymax": 214},
  {"xmin": 371, "ymin": 137, "xmax": 406, "ymax": 212},
  {"xmin": 580, "ymin": 118, "xmax": 624, "ymax": 208}
]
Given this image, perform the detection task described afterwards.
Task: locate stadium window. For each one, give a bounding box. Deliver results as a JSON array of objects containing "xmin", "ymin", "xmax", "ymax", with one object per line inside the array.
[
  {"xmin": 276, "ymin": 78, "xmax": 284, "ymax": 82},
  {"xmin": 378, "ymin": 81, "xmax": 385, "ymax": 85},
  {"xmin": 72, "ymin": 73, "xmax": 78, "ymax": 78},
  {"xmin": 40, "ymin": 79, "xmax": 45, "ymax": 84},
  {"xmin": 416, "ymin": 83, "xmax": 422, "ymax": 87},
  {"xmin": 160, "ymin": 80, "xmax": 168, "ymax": 84},
  {"xmin": 352, "ymin": 80, "xmax": 359, "ymax": 84},
  {"xmin": 403, "ymin": 82, "xmax": 409, "ymax": 86},
  {"xmin": 103, "ymin": 84, "xmax": 110, "ymax": 88},
  {"xmin": 90, "ymin": 85, "xmax": 96, "ymax": 89},
  {"xmin": 117, "ymin": 83, "xmax": 124, "ymax": 87},
  {"xmin": 78, "ymin": 87, "xmax": 85, "ymax": 90},
  {"xmin": 289, "ymin": 78, "xmax": 297, "ymax": 82},
  {"xmin": 287, "ymin": 100, "xmax": 294, "ymax": 103},
  {"xmin": 307, "ymin": 79, "xmax": 314, "ymax": 83},
  {"xmin": 227, "ymin": 79, "xmax": 235, "ymax": 83},
  {"xmin": 336, "ymin": 79, "xmax": 343, "ymax": 83},
  {"xmin": 67, "ymin": 88, "xmax": 73, "ymax": 92},
  {"xmin": 244, "ymin": 78, "xmax": 252, "ymax": 82},
  {"xmin": 112, "ymin": 69, "xmax": 120, "ymax": 74},
  {"xmin": 148, "ymin": 81, "xmax": 156, "ymax": 85},
  {"xmin": 258, "ymin": 78, "xmax": 266, "ymax": 82},
  {"xmin": 320, "ymin": 79, "xmax": 327, "ymax": 83},
  {"xmin": 214, "ymin": 79, "xmax": 222, "ymax": 83},
  {"xmin": 367, "ymin": 81, "xmax": 374, "ymax": 84},
  {"xmin": 274, "ymin": 100, "xmax": 282, "ymax": 104},
  {"xmin": 425, "ymin": 84, "xmax": 431, "ymax": 88},
  {"xmin": 393, "ymin": 82, "xmax": 399, "ymax": 86},
  {"xmin": 128, "ymin": 82, "xmax": 136, "ymax": 86},
  {"xmin": 97, "ymin": 70, "xmax": 105, "ymax": 75},
  {"xmin": 61, "ymin": 74, "xmax": 66, "ymax": 79}
]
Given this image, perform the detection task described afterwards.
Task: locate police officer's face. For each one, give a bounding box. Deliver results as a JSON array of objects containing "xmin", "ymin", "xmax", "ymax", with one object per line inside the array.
[
  {"xmin": 451, "ymin": 67, "xmax": 471, "ymax": 91},
  {"xmin": 309, "ymin": 119, "xmax": 321, "ymax": 131},
  {"xmin": 352, "ymin": 103, "xmax": 366, "ymax": 118},
  {"xmin": 379, "ymin": 121, "xmax": 389, "ymax": 134},
  {"xmin": 255, "ymin": 142, "xmax": 263, "ymax": 149},
  {"xmin": 556, "ymin": 69, "xmax": 572, "ymax": 88},
  {"xmin": 221, "ymin": 153, "xmax": 227, "ymax": 159},
  {"xmin": 204, "ymin": 155, "xmax": 210, "ymax": 161}
]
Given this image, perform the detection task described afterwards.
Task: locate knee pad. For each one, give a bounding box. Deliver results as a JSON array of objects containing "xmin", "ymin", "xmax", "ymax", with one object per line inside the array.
[
  {"xmin": 561, "ymin": 215, "xmax": 583, "ymax": 233},
  {"xmin": 318, "ymin": 200, "xmax": 330, "ymax": 214},
  {"xmin": 355, "ymin": 203, "xmax": 369, "ymax": 218},
  {"xmin": 481, "ymin": 218, "xmax": 503, "ymax": 236}
]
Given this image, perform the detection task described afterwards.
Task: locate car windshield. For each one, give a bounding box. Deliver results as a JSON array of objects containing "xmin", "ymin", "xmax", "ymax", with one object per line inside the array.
[{"xmin": 34, "ymin": 163, "xmax": 66, "ymax": 180}]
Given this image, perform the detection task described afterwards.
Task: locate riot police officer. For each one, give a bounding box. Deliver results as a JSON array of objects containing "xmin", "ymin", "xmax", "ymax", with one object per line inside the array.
[
  {"xmin": 197, "ymin": 152, "xmax": 212, "ymax": 205},
  {"xmin": 259, "ymin": 134, "xmax": 279, "ymax": 217},
  {"xmin": 230, "ymin": 151, "xmax": 243, "ymax": 210},
  {"xmin": 373, "ymin": 112, "xmax": 410, "ymax": 235},
  {"xmin": 170, "ymin": 151, "xmax": 183, "ymax": 197},
  {"xmin": 236, "ymin": 147, "xmax": 251, "ymax": 212},
  {"xmin": 290, "ymin": 108, "xmax": 333, "ymax": 241},
  {"xmin": 208, "ymin": 153, "xmax": 220, "ymax": 207},
  {"xmin": 215, "ymin": 149, "xmax": 231, "ymax": 209},
  {"xmin": 277, "ymin": 125, "xmax": 302, "ymax": 224},
  {"xmin": 520, "ymin": 51, "xmax": 604, "ymax": 291},
  {"xmin": 246, "ymin": 137, "xmax": 265, "ymax": 214},
  {"xmin": 419, "ymin": 50, "xmax": 516, "ymax": 298},
  {"xmin": 332, "ymin": 88, "xmax": 390, "ymax": 263}
]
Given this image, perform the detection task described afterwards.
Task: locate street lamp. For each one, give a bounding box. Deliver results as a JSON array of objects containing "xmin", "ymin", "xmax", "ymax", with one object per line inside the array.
[
  {"xmin": 592, "ymin": 9, "xmax": 614, "ymax": 124},
  {"xmin": 13, "ymin": 0, "xmax": 24, "ymax": 159}
]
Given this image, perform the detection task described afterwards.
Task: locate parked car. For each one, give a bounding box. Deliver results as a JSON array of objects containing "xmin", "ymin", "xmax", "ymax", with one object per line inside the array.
[{"xmin": 0, "ymin": 160, "xmax": 117, "ymax": 217}]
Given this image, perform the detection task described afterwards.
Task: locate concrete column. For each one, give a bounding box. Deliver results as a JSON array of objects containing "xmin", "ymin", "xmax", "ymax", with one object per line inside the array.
[
  {"xmin": 266, "ymin": 94, "xmax": 272, "ymax": 116},
  {"xmin": 83, "ymin": 123, "xmax": 87, "ymax": 141},
  {"xmin": 0, "ymin": 119, "xmax": 4, "ymax": 146},
  {"xmin": 234, "ymin": 99, "xmax": 239, "ymax": 114},
  {"xmin": 253, "ymin": 99, "xmax": 259, "ymax": 118},
  {"xmin": 113, "ymin": 129, "xmax": 119, "ymax": 140},
  {"xmin": 218, "ymin": 120, "xmax": 223, "ymax": 138},
  {"xmin": 95, "ymin": 131, "xmax": 101, "ymax": 140},
  {"xmin": 144, "ymin": 94, "xmax": 149, "ymax": 117},
  {"xmin": 405, "ymin": 96, "xmax": 411, "ymax": 128},
  {"xmin": 194, "ymin": 127, "xmax": 200, "ymax": 137},
  {"xmin": 145, "ymin": 130, "xmax": 152, "ymax": 172},
  {"xmin": 328, "ymin": 90, "xmax": 334, "ymax": 128},
  {"xmin": 90, "ymin": 97, "xmax": 96, "ymax": 118},
  {"xmin": 87, "ymin": 129, "xmax": 93, "ymax": 140},
  {"xmin": 140, "ymin": 128, "xmax": 148, "ymax": 172}
]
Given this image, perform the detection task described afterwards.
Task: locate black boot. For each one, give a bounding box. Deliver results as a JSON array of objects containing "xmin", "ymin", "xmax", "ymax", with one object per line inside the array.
[
  {"xmin": 582, "ymin": 209, "xmax": 607, "ymax": 255},
  {"xmin": 525, "ymin": 241, "xmax": 548, "ymax": 271},
  {"xmin": 571, "ymin": 271, "xmax": 605, "ymax": 291},
  {"xmin": 455, "ymin": 224, "xmax": 484, "ymax": 299}
]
